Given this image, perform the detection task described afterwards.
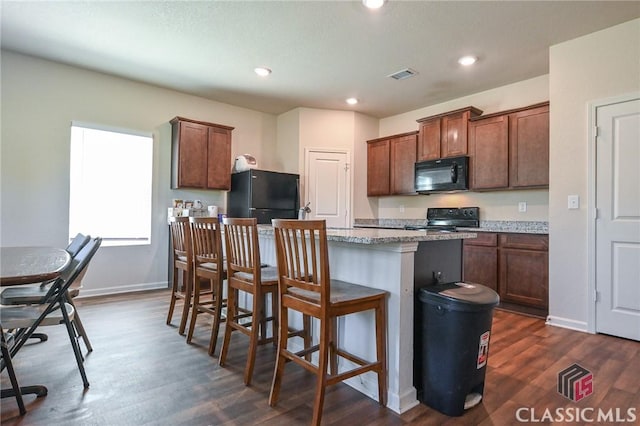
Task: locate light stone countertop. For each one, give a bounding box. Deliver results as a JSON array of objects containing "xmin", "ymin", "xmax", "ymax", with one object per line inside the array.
[
  {"xmin": 256, "ymin": 225, "xmax": 477, "ymax": 244},
  {"xmin": 353, "ymin": 219, "xmax": 549, "ymax": 234}
]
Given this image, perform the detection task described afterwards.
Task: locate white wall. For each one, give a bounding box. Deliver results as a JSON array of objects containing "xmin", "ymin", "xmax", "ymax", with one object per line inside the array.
[
  {"xmin": 547, "ymin": 18, "xmax": 640, "ymax": 330},
  {"xmin": 377, "ymin": 75, "xmax": 550, "ymax": 221},
  {"xmin": 1, "ymin": 51, "xmax": 278, "ymax": 296}
]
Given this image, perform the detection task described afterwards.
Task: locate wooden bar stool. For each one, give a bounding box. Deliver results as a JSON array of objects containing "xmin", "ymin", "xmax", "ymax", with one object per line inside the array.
[
  {"xmin": 218, "ymin": 217, "xmax": 280, "ymax": 385},
  {"xmin": 188, "ymin": 216, "xmax": 226, "ymax": 356},
  {"xmin": 167, "ymin": 216, "xmax": 195, "ymax": 335},
  {"xmin": 270, "ymin": 219, "xmax": 388, "ymax": 426}
]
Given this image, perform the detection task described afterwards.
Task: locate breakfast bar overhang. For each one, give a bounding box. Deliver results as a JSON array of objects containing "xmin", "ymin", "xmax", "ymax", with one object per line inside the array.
[{"xmin": 256, "ymin": 226, "xmax": 477, "ymax": 414}]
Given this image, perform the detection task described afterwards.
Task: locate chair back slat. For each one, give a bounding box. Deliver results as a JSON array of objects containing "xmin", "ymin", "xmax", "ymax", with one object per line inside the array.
[
  {"xmin": 272, "ymin": 220, "xmax": 329, "ymax": 306},
  {"xmin": 169, "ymin": 216, "xmax": 192, "ymax": 260},
  {"xmin": 223, "ymin": 218, "xmax": 261, "ymax": 279},
  {"xmin": 189, "ymin": 217, "xmax": 223, "ymax": 268}
]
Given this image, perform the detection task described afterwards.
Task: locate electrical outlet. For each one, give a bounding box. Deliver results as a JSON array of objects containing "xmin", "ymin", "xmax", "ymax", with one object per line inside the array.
[
  {"xmin": 518, "ymin": 202, "xmax": 527, "ymax": 213},
  {"xmin": 399, "ymin": 205, "xmax": 405, "ymax": 213},
  {"xmin": 568, "ymin": 195, "xmax": 580, "ymax": 210}
]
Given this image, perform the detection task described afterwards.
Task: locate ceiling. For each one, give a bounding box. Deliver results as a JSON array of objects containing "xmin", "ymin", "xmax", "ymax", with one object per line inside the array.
[{"xmin": 2, "ymin": 1, "xmax": 639, "ymax": 118}]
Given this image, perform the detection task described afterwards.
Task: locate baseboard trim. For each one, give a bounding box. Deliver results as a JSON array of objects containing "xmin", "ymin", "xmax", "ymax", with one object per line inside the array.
[
  {"xmin": 545, "ymin": 315, "xmax": 590, "ymax": 333},
  {"xmin": 77, "ymin": 282, "xmax": 168, "ymax": 298}
]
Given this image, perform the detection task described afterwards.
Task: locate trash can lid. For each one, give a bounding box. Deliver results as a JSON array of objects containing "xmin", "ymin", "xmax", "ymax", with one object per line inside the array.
[{"xmin": 419, "ymin": 282, "xmax": 499, "ymax": 307}]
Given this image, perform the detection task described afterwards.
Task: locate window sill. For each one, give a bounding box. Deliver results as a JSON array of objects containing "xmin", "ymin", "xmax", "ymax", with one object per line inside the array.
[{"xmin": 101, "ymin": 239, "xmax": 150, "ymax": 248}]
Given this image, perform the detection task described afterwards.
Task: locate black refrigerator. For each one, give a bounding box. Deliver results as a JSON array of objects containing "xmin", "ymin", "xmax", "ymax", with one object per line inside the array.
[{"xmin": 227, "ymin": 169, "xmax": 300, "ymax": 224}]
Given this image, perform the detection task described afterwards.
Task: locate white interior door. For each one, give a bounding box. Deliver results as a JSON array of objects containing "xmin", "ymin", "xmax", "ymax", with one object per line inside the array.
[
  {"xmin": 595, "ymin": 97, "xmax": 640, "ymax": 341},
  {"xmin": 305, "ymin": 149, "xmax": 350, "ymax": 228}
]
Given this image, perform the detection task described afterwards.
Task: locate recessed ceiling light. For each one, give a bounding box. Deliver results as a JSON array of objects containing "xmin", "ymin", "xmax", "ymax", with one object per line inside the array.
[
  {"xmin": 362, "ymin": 0, "xmax": 385, "ymax": 9},
  {"xmin": 458, "ymin": 56, "xmax": 477, "ymax": 66},
  {"xmin": 254, "ymin": 67, "xmax": 272, "ymax": 77},
  {"xmin": 346, "ymin": 98, "xmax": 358, "ymax": 105}
]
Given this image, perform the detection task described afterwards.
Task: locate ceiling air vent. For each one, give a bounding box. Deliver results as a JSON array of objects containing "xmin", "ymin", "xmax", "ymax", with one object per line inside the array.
[{"xmin": 388, "ymin": 68, "xmax": 418, "ymax": 80}]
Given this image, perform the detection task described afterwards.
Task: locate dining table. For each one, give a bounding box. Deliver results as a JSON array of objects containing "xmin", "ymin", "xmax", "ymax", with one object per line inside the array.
[
  {"xmin": 0, "ymin": 246, "xmax": 71, "ymax": 413},
  {"xmin": 1, "ymin": 246, "xmax": 71, "ymax": 286}
]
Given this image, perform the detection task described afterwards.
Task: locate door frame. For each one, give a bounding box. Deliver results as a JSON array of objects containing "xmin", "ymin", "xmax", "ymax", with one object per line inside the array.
[
  {"xmin": 303, "ymin": 147, "xmax": 352, "ymax": 227},
  {"xmin": 587, "ymin": 91, "xmax": 640, "ymax": 334}
]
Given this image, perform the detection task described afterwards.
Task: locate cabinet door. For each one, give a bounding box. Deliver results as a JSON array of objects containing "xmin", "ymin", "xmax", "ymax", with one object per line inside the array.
[
  {"xmin": 417, "ymin": 118, "xmax": 441, "ymax": 161},
  {"xmin": 499, "ymin": 247, "xmax": 548, "ymax": 309},
  {"xmin": 177, "ymin": 121, "xmax": 209, "ymax": 188},
  {"xmin": 509, "ymin": 105, "xmax": 549, "ymax": 188},
  {"xmin": 468, "ymin": 115, "xmax": 509, "ymax": 189},
  {"xmin": 441, "ymin": 111, "xmax": 469, "ymax": 158},
  {"xmin": 367, "ymin": 139, "xmax": 390, "ymax": 196},
  {"xmin": 463, "ymin": 244, "xmax": 498, "ymax": 292},
  {"xmin": 207, "ymin": 127, "xmax": 232, "ymax": 190},
  {"xmin": 390, "ymin": 134, "xmax": 417, "ymax": 194}
]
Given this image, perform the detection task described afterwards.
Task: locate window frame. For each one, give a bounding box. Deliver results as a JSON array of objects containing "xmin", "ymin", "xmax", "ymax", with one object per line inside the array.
[{"xmin": 69, "ymin": 121, "xmax": 154, "ymax": 247}]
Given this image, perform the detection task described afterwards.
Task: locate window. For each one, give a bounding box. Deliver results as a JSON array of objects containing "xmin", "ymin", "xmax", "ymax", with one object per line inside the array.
[{"xmin": 69, "ymin": 123, "xmax": 153, "ymax": 246}]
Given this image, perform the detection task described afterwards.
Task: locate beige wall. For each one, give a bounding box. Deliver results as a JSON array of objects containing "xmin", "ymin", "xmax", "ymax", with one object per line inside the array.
[
  {"xmin": 377, "ymin": 75, "xmax": 550, "ymax": 222},
  {"xmin": 275, "ymin": 108, "xmax": 299, "ymax": 173},
  {"xmin": 353, "ymin": 112, "xmax": 380, "ymax": 219},
  {"xmin": 548, "ymin": 18, "xmax": 640, "ymax": 329},
  {"xmin": 275, "ymin": 107, "xmax": 379, "ymax": 220},
  {"xmin": 1, "ymin": 51, "xmax": 278, "ymax": 296}
]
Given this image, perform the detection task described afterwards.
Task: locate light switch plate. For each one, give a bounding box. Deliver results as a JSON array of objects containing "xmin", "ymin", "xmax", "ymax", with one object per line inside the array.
[{"xmin": 568, "ymin": 195, "xmax": 580, "ymax": 209}]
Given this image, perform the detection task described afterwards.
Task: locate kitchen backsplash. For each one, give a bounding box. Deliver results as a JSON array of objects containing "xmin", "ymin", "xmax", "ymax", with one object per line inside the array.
[{"xmin": 374, "ymin": 189, "xmax": 549, "ymax": 222}]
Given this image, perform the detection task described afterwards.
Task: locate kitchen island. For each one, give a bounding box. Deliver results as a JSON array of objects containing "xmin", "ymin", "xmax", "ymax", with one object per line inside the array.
[{"xmin": 256, "ymin": 225, "xmax": 477, "ymax": 414}]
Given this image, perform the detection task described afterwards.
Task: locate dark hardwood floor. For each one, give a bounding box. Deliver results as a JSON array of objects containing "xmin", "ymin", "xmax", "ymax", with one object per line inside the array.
[{"xmin": 2, "ymin": 290, "xmax": 638, "ymax": 425}]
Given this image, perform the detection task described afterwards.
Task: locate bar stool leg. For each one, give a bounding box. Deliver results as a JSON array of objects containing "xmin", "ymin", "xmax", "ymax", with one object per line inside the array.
[
  {"xmin": 178, "ymin": 270, "xmax": 192, "ymax": 335},
  {"xmin": 244, "ymin": 287, "xmax": 262, "ymax": 385}
]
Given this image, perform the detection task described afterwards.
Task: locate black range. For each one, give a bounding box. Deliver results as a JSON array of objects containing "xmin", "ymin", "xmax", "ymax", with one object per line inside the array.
[{"xmin": 404, "ymin": 207, "xmax": 479, "ymax": 232}]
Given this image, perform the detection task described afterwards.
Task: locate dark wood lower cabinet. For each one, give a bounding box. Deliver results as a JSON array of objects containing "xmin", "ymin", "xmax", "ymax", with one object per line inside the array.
[
  {"xmin": 462, "ymin": 233, "xmax": 498, "ymax": 292},
  {"xmin": 463, "ymin": 232, "xmax": 548, "ymax": 317}
]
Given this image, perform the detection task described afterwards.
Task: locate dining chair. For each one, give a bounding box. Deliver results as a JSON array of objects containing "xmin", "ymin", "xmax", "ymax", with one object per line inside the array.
[
  {"xmin": 269, "ymin": 219, "xmax": 388, "ymax": 426},
  {"xmin": 1, "ymin": 237, "xmax": 102, "ymax": 390},
  {"xmin": 0, "ymin": 233, "xmax": 93, "ymax": 351},
  {"xmin": 167, "ymin": 216, "xmax": 195, "ymax": 335},
  {"xmin": 1, "ymin": 330, "xmax": 26, "ymax": 414},
  {"xmin": 218, "ymin": 218, "xmax": 289, "ymax": 385},
  {"xmin": 188, "ymin": 216, "xmax": 226, "ymax": 356}
]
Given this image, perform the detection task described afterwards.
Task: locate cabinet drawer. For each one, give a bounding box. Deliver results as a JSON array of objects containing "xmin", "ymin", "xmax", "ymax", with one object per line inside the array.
[
  {"xmin": 499, "ymin": 233, "xmax": 548, "ymax": 251},
  {"xmin": 464, "ymin": 232, "xmax": 497, "ymax": 247}
]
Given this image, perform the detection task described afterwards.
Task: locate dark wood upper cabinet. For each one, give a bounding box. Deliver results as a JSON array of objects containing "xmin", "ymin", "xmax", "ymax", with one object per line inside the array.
[
  {"xmin": 468, "ymin": 102, "xmax": 549, "ymax": 190},
  {"xmin": 509, "ymin": 103, "xmax": 550, "ymax": 188},
  {"xmin": 367, "ymin": 131, "xmax": 418, "ymax": 196},
  {"xmin": 366, "ymin": 138, "xmax": 391, "ymax": 196},
  {"xmin": 468, "ymin": 115, "xmax": 509, "ymax": 189},
  {"xmin": 170, "ymin": 117, "xmax": 234, "ymax": 190},
  {"xmin": 416, "ymin": 106, "xmax": 482, "ymax": 161},
  {"xmin": 390, "ymin": 133, "xmax": 418, "ymax": 195},
  {"xmin": 416, "ymin": 118, "xmax": 441, "ymax": 161}
]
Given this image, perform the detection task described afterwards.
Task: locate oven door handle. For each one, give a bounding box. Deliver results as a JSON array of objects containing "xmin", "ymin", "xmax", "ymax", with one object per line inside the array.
[{"xmin": 450, "ymin": 162, "xmax": 458, "ymax": 183}]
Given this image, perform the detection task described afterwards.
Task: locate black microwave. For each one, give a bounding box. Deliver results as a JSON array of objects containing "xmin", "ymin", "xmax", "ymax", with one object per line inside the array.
[{"xmin": 414, "ymin": 156, "xmax": 469, "ymax": 194}]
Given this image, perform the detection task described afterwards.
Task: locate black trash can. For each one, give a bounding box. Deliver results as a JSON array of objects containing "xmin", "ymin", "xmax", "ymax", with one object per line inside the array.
[{"xmin": 417, "ymin": 282, "xmax": 499, "ymax": 416}]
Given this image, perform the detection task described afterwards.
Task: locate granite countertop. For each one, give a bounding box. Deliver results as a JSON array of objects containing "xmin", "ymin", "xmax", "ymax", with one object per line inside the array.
[
  {"xmin": 256, "ymin": 225, "xmax": 476, "ymax": 244},
  {"xmin": 354, "ymin": 219, "xmax": 548, "ymax": 234}
]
